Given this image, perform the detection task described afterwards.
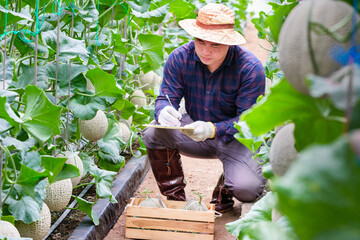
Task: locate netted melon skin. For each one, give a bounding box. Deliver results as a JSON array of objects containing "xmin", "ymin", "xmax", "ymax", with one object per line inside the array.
[
  {"xmin": 0, "ymin": 220, "xmax": 21, "ymax": 238},
  {"xmin": 130, "ymin": 90, "xmax": 147, "ymax": 108},
  {"xmin": 79, "ymin": 110, "xmax": 108, "ymax": 141},
  {"xmin": 16, "ymin": 203, "xmax": 51, "ymax": 240},
  {"xmin": 138, "ymin": 198, "xmax": 162, "ymax": 208},
  {"xmin": 139, "ymin": 71, "xmax": 155, "ymax": 91},
  {"xmin": 63, "ymin": 151, "xmax": 84, "ymax": 187},
  {"xmin": 44, "ymin": 179, "xmax": 73, "ymax": 211},
  {"xmin": 269, "ymin": 123, "xmax": 298, "ymax": 176},
  {"xmin": 278, "ymin": 0, "xmax": 360, "ymax": 94},
  {"xmin": 185, "ymin": 201, "xmax": 208, "ymax": 211},
  {"xmin": 119, "ymin": 122, "xmax": 131, "ymax": 143}
]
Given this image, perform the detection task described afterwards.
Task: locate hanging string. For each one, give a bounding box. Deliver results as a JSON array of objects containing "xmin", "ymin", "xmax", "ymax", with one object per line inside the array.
[{"xmin": 0, "ymin": 0, "xmax": 46, "ymax": 42}]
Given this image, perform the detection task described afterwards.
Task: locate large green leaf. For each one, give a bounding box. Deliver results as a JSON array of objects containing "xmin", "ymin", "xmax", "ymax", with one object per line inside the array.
[
  {"xmin": 275, "ymin": 136, "xmax": 360, "ymax": 240},
  {"xmin": 2, "ymin": 136, "xmax": 36, "ymax": 153},
  {"xmin": 138, "ymin": 33, "xmax": 165, "ymax": 70},
  {"xmin": 41, "ymin": 30, "xmax": 89, "ymax": 62},
  {"xmin": 0, "ymin": 96, "xmax": 23, "ymax": 126},
  {"xmin": 97, "ymin": 116, "xmax": 126, "ymax": 164},
  {"xmin": 78, "ymin": 0, "xmax": 99, "ymax": 22},
  {"xmin": 74, "ymin": 196, "xmax": 99, "ymax": 225},
  {"xmin": 7, "ymin": 196, "xmax": 41, "ymax": 223},
  {"xmin": 46, "ymin": 62, "xmax": 88, "ymax": 97},
  {"xmin": 169, "ymin": 0, "xmax": 195, "ymax": 19},
  {"xmin": 85, "ymin": 67, "xmax": 125, "ymax": 97},
  {"xmin": 41, "ymin": 155, "xmax": 67, "ymax": 183},
  {"xmin": 21, "ymin": 85, "xmax": 62, "ymax": 144},
  {"xmin": 0, "ymin": 56, "xmax": 13, "ymax": 83},
  {"xmin": 234, "ymin": 121, "xmax": 265, "ymax": 154},
  {"xmin": 132, "ymin": 4, "xmax": 169, "ymax": 23},
  {"xmin": 69, "ymin": 94, "xmax": 108, "ymax": 120},
  {"xmin": 15, "ymin": 164, "xmax": 48, "ymax": 197},
  {"xmin": 241, "ymin": 79, "xmax": 344, "ymax": 151},
  {"xmin": 0, "ymin": 6, "xmax": 33, "ymax": 33},
  {"xmin": 10, "ymin": 64, "xmax": 48, "ymax": 91},
  {"xmin": 89, "ymin": 165, "xmax": 117, "ymax": 203},
  {"xmin": 128, "ymin": 0, "xmax": 150, "ymax": 13}
]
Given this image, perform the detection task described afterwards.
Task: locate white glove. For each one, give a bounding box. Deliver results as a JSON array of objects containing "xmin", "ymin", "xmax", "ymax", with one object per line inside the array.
[
  {"xmin": 180, "ymin": 121, "xmax": 215, "ymax": 141},
  {"xmin": 158, "ymin": 106, "xmax": 182, "ymax": 127}
]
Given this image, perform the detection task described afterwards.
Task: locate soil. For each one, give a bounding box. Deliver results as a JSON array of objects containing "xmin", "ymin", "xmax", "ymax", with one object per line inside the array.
[
  {"xmin": 43, "ymin": 20, "xmax": 271, "ymax": 240},
  {"xmin": 104, "ymin": 21, "xmax": 272, "ymax": 240}
]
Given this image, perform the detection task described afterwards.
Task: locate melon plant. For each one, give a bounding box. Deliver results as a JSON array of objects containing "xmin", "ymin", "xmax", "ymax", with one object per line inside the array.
[
  {"xmin": 130, "ymin": 89, "xmax": 147, "ymax": 108},
  {"xmin": 58, "ymin": 151, "xmax": 84, "ymax": 187},
  {"xmin": 79, "ymin": 110, "xmax": 108, "ymax": 141},
  {"xmin": 278, "ymin": 0, "xmax": 360, "ymax": 94},
  {"xmin": 16, "ymin": 203, "xmax": 51, "ymax": 240},
  {"xmin": 0, "ymin": 220, "xmax": 21, "ymax": 238},
  {"xmin": 269, "ymin": 123, "xmax": 298, "ymax": 176},
  {"xmin": 44, "ymin": 178, "xmax": 73, "ymax": 211},
  {"xmin": 138, "ymin": 187, "xmax": 166, "ymax": 208},
  {"xmin": 184, "ymin": 191, "xmax": 208, "ymax": 211},
  {"xmin": 118, "ymin": 122, "xmax": 131, "ymax": 143},
  {"xmin": 139, "ymin": 71, "xmax": 162, "ymax": 90}
]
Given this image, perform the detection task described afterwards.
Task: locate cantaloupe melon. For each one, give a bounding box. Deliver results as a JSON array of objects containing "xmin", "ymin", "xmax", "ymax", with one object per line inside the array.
[
  {"xmin": 44, "ymin": 179, "xmax": 73, "ymax": 211},
  {"xmin": 79, "ymin": 110, "xmax": 108, "ymax": 141},
  {"xmin": 139, "ymin": 71, "xmax": 162, "ymax": 91},
  {"xmin": 269, "ymin": 123, "xmax": 298, "ymax": 176},
  {"xmin": 138, "ymin": 198, "xmax": 163, "ymax": 208},
  {"xmin": 58, "ymin": 151, "xmax": 84, "ymax": 187},
  {"xmin": 16, "ymin": 203, "xmax": 51, "ymax": 240},
  {"xmin": 0, "ymin": 220, "xmax": 21, "ymax": 238},
  {"xmin": 278, "ymin": 0, "xmax": 360, "ymax": 94},
  {"xmin": 152, "ymin": 72, "xmax": 162, "ymax": 86},
  {"xmin": 118, "ymin": 122, "xmax": 131, "ymax": 143},
  {"xmin": 130, "ymin": 89, "xmax": 147, "ymax": 108}
]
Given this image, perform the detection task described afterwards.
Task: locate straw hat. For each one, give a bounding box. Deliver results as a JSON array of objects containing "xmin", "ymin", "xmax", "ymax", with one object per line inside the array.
[{"xmin": 178, "ymin": 3, "xmax": 246, "ymax": 45}]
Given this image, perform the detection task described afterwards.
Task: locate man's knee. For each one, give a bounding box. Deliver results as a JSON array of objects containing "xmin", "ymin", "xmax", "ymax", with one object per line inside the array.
[{"xmin": 227, "ymin": 178, "xmax": 266, "ymax": 202}]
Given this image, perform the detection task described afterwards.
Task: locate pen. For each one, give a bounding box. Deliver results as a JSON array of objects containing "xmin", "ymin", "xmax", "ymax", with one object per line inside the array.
[{"xmin": 165, "ymin": 94, "xmax": 173, "ymax": 108}]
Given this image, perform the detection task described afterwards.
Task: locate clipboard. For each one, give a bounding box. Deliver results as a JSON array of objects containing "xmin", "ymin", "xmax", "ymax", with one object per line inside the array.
[{"xmin": 143, "ymin": 124, "xmax": 194, "ymax": 130}]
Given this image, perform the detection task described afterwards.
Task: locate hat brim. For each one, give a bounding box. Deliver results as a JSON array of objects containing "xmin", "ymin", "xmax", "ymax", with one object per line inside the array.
[{"xmin": 178, "ymin": 19, "xmax": 246, "ymax": 46}]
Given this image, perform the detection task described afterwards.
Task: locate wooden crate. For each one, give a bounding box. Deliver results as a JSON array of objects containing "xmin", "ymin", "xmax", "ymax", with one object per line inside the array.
[{"xmin": 125, "ymin": 197, "xmax": 216, "ymax": 240}]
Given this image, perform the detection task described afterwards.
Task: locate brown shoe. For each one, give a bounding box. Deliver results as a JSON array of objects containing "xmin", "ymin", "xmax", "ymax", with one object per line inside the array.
[
  {"xmin": 210, "ymin": 173, "xmax": 234, "ymax": 213},
  {"xmin": 147, "ymin": 148, "xmax": 186, "ymax": 201}
]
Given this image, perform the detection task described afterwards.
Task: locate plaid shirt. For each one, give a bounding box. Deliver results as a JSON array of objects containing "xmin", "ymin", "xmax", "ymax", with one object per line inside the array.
[{"xmin": 155, "ymin": 41, "xmax": 265, "ymax": 143}]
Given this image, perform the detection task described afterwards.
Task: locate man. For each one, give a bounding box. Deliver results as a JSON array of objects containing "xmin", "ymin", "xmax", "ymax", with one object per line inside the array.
[{"xmin": 142, "ymin": 3, "xmax": 266, "ymax": 213}]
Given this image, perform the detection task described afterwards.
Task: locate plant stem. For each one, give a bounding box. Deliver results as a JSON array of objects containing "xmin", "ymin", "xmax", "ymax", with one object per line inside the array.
[
  {"xmin": 2, "ymin": 36, "xmax": 7, "ymax": 90},
  {"xmin": 72, "ymin": 182, "xmax": 94, "ymax": 189}
]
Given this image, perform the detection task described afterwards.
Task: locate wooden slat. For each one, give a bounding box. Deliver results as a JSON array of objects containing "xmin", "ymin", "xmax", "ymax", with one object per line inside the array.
[
  {"xmin": 126, "ymin": 217, "xmax": 214, "ymax": 233},
  {"xmin": 129, "ymin": 198, "xmax": 215, "ymax": 211},
  {"xmin": 126, "ymin": 206, "xmax": 214, "ymax": 222},
  {"xmin": 125, "ymin": 228, "xmax": 214, "ymax": 240}
]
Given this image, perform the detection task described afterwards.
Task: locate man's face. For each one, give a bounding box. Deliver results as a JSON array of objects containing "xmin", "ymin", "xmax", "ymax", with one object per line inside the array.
[{"xmin": 194, "ymin": 38, "xmax": 230, "ymax": 72}]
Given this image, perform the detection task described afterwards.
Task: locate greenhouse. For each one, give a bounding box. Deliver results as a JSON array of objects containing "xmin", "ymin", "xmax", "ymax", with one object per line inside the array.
[{"xmin": 0, "ymin": 0, "xmax": 359, "ymax": 239}]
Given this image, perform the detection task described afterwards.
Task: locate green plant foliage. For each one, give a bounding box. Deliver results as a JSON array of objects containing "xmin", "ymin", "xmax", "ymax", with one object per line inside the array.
[
  {"xmin": 275, "ymin": 135, "xmax": 360, "ymax": 240},
  {"xmin": 73, "ymin": 196, "xmax": 99, "ymax": 225},
  {"xmin": 241, "ymin": 79, "xmax": 344, "ymax": 151},
  {"xmin": 138, "ymin": 33, "xmax": 165, "ymax": 70},
  {"xmin": 21, "ymin": 86, "xmax": 62, "ymax": 144},
  {"xmin": 89, "ymin": 165, "xmax": 118, "ymax": 203}
]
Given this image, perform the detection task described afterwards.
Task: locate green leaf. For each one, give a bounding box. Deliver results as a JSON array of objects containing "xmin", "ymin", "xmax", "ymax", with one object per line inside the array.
[
  {"xmin": 0, "ymin": 96, "xmax": 23, "ymax": 126},
  {"xmin": 74, "ymin": 196, "xmax": 99, "ymax": 225},
  {"xmin": 0, "ymin": 56, "xmax": 13, "ymax": 83},
  {"xmin": 41, "ymin": 155, "xmax": 67, "ymax": 183},
  {"xmin": 245, "ymin": 221, "xmax": 299, "ymax": 240},
  {"xmin": 2, "ymin": 136, "xmax": 36, "ymax": 152},
  {"xmin": 85, "ymin": 68, "xmax": 125, "ymax": 97},
  {"xmin": 10, "ymin": 64, "xmax": 48, "ymax": 91},
  {"xmin": 169, "ymin": 0, "xmax": 195, "ymax": 19},
  {"xmin": 234, "ymin": 121, "xmax": 265, "ymax": 154},
  {"xmin": 41, "ymin": 30, "xmax": 89, "ymax": 62},
  {"xmin": 114, "ymin": 99, "xmax": 136, "ymax": 120},
  {"xmin": 69, "ymin": 94, "xmax": 108, "ymax": 120},
  {"xmin": 14, "ymin": 35, "xmax": 49, "ymax": 56},
  {"xmin": 138, "ymin": 33, "xmax": 165, "ymax": 70},
  {"xmin": 226, "ymin": 192, "xmax": 275, "ymax": 238},
  {"xmin": 78, "ymin": 0, "xmax": 98, "ymax": 22},
  {"xmin": 79, "ymin": 152, "xmax": 94, "ymax": 176},
  {"xmin": 21, "ymin": 85, "xmax": 62, "ymax": 144},
  {"xmin": 128, "ymin": 0, "xmax": 150, "ymax": 13},
  {"xmin": 54, "ymin": 163, "xmax": 80, "ymax": 182},
  {"xmin": 0, "ymin": 6, "xmax": 33, "ymax": 33},
  {"xmin": 132, "ymin": 4, "xmax": 169, "ymax": 23},
  {"xmin": 16, "ymin": 164, "xmax": 48, "ymax": 186},
  {"xmin": 241, "ymin": 79, "xmax": 344, "ymax": 151},
  {"xmin": 7, "ymin": 196, "xmax": 41, "ymax": 223},
  {"xmin": 275, "ymin": 136, "xmax": 360, "ymax": 240},
  {"xmin": 89, "ymin": 165, "xmax": 117, "ymax": 203},
  {"xmin": 97, "ymin": 116, "xmax": 126, "ymax": 164}
]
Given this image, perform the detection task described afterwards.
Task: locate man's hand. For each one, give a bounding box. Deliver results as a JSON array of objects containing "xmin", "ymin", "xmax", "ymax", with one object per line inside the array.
[
  {"xmin": 158, "ymin": 106, "xmax": 182, "ymax": 127},
  {"xmin": 180, "ymin": 121, "xmax": 215, "ymax": 141}
]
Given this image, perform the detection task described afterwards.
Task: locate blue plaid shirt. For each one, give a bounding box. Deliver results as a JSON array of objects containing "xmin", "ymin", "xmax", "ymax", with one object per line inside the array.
[{"xmin": 155, "ymin": 41, "xmax": 265, "ymax": 143}]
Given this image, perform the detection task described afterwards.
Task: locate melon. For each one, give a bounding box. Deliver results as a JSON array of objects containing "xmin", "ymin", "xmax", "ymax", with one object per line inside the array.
[
  {"xmin": 58, "ymin": 151, "xmax": 84, "ymax": 187},
  {"xmin": 130, "ymin": 89, "xmax": 147, "ymax": 108},
  {"xmin": 350, "ymin": 129, "xmax": 360, "ymax": 158},
  {"xmin": 16, "ymin": 203, "xmax": 51, "ymax": 240},
  {"xmin": 278, "ymin": 0, "xmax": 360, "ymax": 94},
  {"xmin": 184, "ymin": 192, "xmax": 208, "ymax": 211},
  {"xmin": 118, "ymin": 122, "xmax": 131, "ymax": 143},
  {"xmin": 138, "ymin": 198, "xmax": 163, "ymax": 208},
  {"xmin": 152, "ymin": 72, "xmax": 162, "ymax": 86},
  {"xmin": 0, "ymin": 220, "xmax": 21, "ymax": 238},
  {"xmin": 139, "ymin": 71, "xmax": 162, "ymax": 91},
  {"xmin": 86, "ymin": 77, "xmax": 95, "ymax": 91},
  {"xmin": 79, "ymin": 110, "xmax": 108, "ymax": 141},
  {"xmin": 269, "ymin": 123, "xmax": 298, "ymax": 176},
  {"xmin": 44, "ymin": 178, "xmax": 73, "ymax": 211}
]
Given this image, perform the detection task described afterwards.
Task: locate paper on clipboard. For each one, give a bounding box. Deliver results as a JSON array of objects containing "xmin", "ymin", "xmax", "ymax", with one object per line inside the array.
[{"xmin": 143, "ymin": 124, "xmax": 194, "ymax": 130}]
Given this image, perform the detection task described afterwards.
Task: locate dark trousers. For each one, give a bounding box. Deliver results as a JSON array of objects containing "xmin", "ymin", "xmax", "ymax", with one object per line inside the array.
[{"xmin": 142, "ymin": 114, "xmax": 266, "ymax": 202}]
